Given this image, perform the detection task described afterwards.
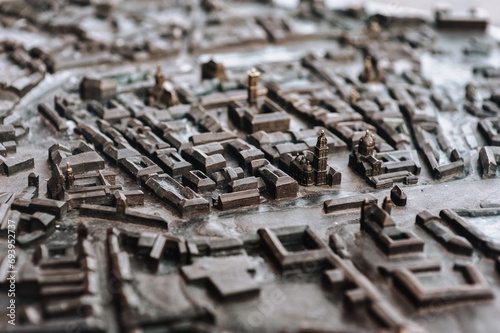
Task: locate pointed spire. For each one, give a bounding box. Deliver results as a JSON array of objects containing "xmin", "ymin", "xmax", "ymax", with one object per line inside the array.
[
  {"xmin": 155, "ymin": 63, "xmax": 164, "ymax": 86},
  {"xmin": 382, "ymin": 197, "xmax": 393, "ymax": 215},
  {"xmin": 66, "ymin": 162, "xmax": 74, "ymax": 189},
  {"xmin": 350, "ymin": 89, "xmax": 357, "ymax": 104},
  {"xmin": 363, "ymin": 56, "xmax": 373, "ymax": 82}
]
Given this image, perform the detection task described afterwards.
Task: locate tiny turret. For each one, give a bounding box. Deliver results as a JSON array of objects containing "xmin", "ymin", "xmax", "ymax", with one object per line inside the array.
[
  {"xmin": 66, "ymin": 162, "xmax": 74, "ymax": 189},
  {"xmin": 247, "ymin": 68, "xmax": 260, "ymax": 106},
  {"xmin": 358, "ymin": 130, "xmax": 375, "ymax": 156},
  {"xmin": 155, "ymin": 63, "xmax": 165, "ymax": 87}
]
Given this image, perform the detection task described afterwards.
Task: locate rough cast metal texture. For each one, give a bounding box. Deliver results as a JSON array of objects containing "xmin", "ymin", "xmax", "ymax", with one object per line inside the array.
[{"xmin": 1, "ymin": 0, "xmax": 500, "ymax": 332}]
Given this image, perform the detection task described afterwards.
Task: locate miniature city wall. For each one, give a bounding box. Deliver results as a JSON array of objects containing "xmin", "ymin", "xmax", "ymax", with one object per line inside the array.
[{"xmin": 1, "ymin": 0, "xmax": 500, "ymax": 332}]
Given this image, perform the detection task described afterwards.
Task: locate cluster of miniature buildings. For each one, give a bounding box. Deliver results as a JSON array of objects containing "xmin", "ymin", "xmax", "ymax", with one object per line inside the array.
[{"xmin": 74, "ymin": 66, "xmax": 332, "ymax": 217}]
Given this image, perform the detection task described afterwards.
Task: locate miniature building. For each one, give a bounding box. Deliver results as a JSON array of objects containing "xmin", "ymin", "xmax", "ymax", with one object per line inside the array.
[
  {"xmin": 360, "ymin": 199, "xmax": 424, "ymax": 256},
  {"xmin": 182, "ymin": 146, "xmax": 226, "ymax": 175},
  {"xmin": 183, "ymin": 170, "xmax": 216, "ymax": 193},
  {"xmin": 156, "ymin": 148, "xmax": 192, "ymax": 177},
  {"xmin": 145, "ymin": 173, "xmax": 210, "ymax": 217},
  {"xmin": 46, "ymin": 141, "xmax": 127, "ymax": 206},
  {"xmin": 79, "ymin": 77, "xmax": 117, "ymax": 101},
  {"xmin": 358, "ymin": 128, "xmax": 375, "ymax": 156},
  {"xmin": 228, "ymin": 138, "xmax": 265, "ymax": 167},
  {"xmin": 288, "ymin": 130, "xmax": 334, "ymax": 186},
  {"xmin": 435, "ymin": 6, "xmax": 489, "ymax": 31},
  {"xmin": 38, "ymin": 102, "xmax": 69, "ymax": 131},
  {"xmin": 290, "ymin": 127, "xmax": 347, "ymax": 153},
  {"xmin": 257, "ymin": 163, "xmax": 299, "ymax": 199},
  {"xmin": 349, "ymin": 130, "xmax": 420, "ymax": 188},
  {"xmin": 289, "ymin": 155, "xmax": 315, "ymax": 186},
  {"xmin": 120, "ymin": 155, "xmax": 163, "ymax": 182},
  {"xmin": 412, "ymin": 123, "xmax": 463, "ymax": 179},
  {"xmin": 349, "ymin": 130, "xmax": 381, "ymax": 177},
  {"xmin": 201, "ymin": 59, "xmax": 227, "ymax": 81},
  {"xmin": 312, "ymin": 129, "xmax": 328, "ymax": 184},
  {"xmin": 212, "ymin": 189, "xmax": 260, "ymax": 210},
  {"xmin": 242, "ymin": 108, "xmax": 290, "ymax": 133},
  {"xmin": 147, "ymin": 64, "xmax": 179, "ymax": 108},
  {"xmin": 228, "ymin": 68, "xmax": 291, "ymax": 134},
  {"xmin": 87, "ymin": 100, "xmax": 130, "ymax": 122}
]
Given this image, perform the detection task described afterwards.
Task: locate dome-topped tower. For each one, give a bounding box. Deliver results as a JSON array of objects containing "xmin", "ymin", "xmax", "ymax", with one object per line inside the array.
[{"xmin": 359, "ymin": 130, "xmax": 375, "ymax": 156}]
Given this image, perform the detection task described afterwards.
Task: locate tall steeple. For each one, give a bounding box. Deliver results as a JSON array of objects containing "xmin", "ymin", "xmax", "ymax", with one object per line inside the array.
[
  {"xmin": 155, "ymin": 63, "xmax": 165, "ymax": 87},
  {"xmin": 313, "ymin": 129, "xmax": 328, "ymax": 185},
  {"xmin": 66, "ymin": 162, "xmax": 74, "ymax": 189}
]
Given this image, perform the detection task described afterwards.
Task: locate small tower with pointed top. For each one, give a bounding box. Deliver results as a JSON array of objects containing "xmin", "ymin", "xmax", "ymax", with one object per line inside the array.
[
  {"xmin": 66, "ymin": 162, "xmax": 74, "ymax": 189},
  {"xmin": 349, "ymin": 89, "xmax": 357, "ymax": 104},
  {"xmin": 361, "ymin": 55, "xmax": 374, "ymax": 82},
  {"xmin": 313, "ymin": 129, "xmax": 328, "ymax": 185},
  {"xmin": 155, "ymin": 63, "xmax": 165, "ymax": 87},
  {"xmin": 247, "ymin": 68, "xmax": 260, "ymax": 106},
  {"xmin": 382, "ymin": 196, "xmax": 393, "ymax": 214}
]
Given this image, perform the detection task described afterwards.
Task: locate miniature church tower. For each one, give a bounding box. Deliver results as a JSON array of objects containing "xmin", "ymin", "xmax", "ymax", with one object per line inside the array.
[
  {"xmin": 247, "ymin": 68, "xmax": 260, "ymax": 106},
  {"xmin": 155, "ymin": 63, "xmax": 165, "ymax": 87},
  {"xmin": 349, "ymin": 129, "xmax": 381, "ymax": 177},
  {"xmin": 147, "ymin": 63, "xmax": 179, "ymax": 107},
  {"xmin": 66, "ymin": 162, "xmax": 74, "ymax": 189},
  {"xmin": 313, "ymin": 129, "xmax": 328, "ymax": 185},
  {"xmin": 358, "ymin": 130, "xmax": 375, "ymax": 156}
]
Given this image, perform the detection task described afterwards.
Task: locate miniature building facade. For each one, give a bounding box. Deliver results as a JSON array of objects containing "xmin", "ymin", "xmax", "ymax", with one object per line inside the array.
[
  {"xmin": 289, "ymin": 130, "xmax": 334, "ymax": 186},
  {"xmin": 349, "ymin": 130, "xmax": 382, "ymax": 177},
  {"xmin": 349, "ymin": 130, "xmax": 420, "ymax": 188},
  {"xmin": 79, "ymin": 77, "xmax": 117, "ymax": 101}
]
